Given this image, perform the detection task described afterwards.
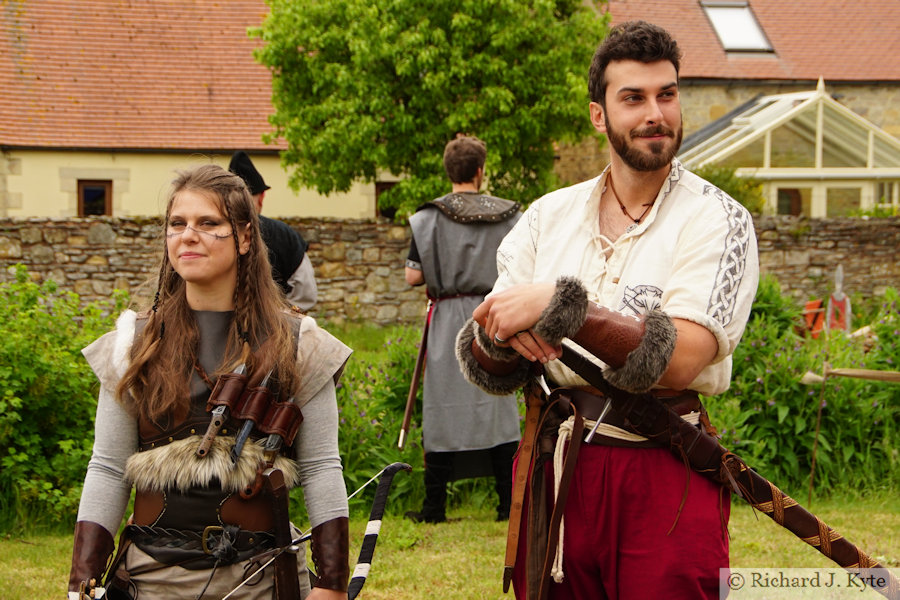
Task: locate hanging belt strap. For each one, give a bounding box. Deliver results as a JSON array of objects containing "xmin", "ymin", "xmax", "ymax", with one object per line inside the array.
[
  {"xmin": 503, "ymin": 379, "xmax": 544, "ymax": 593},
  {"xmin": 538, "ymin": 401, "xmax": 583, "ymax": 600},
  {"xmin": 263, "ymin": 468, "xmax": 301, "ymax": 600}
]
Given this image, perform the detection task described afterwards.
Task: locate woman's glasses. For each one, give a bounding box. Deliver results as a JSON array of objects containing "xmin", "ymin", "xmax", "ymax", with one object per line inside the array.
[{"xmin": 165, "ymin": 221, "xmax": 233, "ymax": 240}]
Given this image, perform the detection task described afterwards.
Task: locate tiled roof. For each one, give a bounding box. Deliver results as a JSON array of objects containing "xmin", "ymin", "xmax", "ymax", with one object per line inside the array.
[
  {"xmin": 5, "ymin": 1, "xmax": 896, "ymax": 151},
  {"xmin": 607, "ymin": 0, "xmax": 900, "ymax": 82},
  {"xmin": 0, "ymin": 0, "xmax": 282, "ymax": 150}
]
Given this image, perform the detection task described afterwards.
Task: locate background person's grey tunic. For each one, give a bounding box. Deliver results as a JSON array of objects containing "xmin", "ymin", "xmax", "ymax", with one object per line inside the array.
[{"xmin": 408, "ymin": 193, "xmax": 521, "ymax": 474}]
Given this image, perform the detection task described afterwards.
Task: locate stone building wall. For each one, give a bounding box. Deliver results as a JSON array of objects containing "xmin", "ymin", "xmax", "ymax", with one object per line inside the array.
[
  {"xmin": 680, "ymin": 82, "xmax": 900, "ymax": 139},
  {"xmin": 1, "ymin": 216, "xmax": 899, "ymax": 325},
  {"xmin": 553, "ymin": 82, "xmax": 900, "ymax": 188}
]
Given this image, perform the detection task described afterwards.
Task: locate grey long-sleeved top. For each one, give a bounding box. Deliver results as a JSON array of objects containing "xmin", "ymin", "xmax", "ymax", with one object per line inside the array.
[{"xmin": 76, "ymin": 309, "xmax": 351, "ymax": 536}]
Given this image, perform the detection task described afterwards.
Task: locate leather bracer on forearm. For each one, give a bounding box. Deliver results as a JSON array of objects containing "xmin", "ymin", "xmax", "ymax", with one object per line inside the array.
[
  {"xmin": 310, "ymin": 516, "xmax": 350, "ymax": 592},
  {"xmin": 456, "ymin": 317, "xmax": 532, "ymax": 395},
  {"xmin": 533, "ymin": 276, "xmax": 677, "ymax": 393},
  {"xmin": 68, "ymin": 520, "xmax": 115, "ymax": 594}
]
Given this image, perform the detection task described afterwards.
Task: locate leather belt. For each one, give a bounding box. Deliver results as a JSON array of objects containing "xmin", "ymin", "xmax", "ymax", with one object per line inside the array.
[
  {"xmin": 551, "ymin": 386, "xmax": 702, "ymax": 447},
  {"xmin": 126, "ymin": 523, "xmax": 275, "ymax": 570},
  {"xmin": 127, "ymin": 524, "xmax": 273, "ymax": 554}
]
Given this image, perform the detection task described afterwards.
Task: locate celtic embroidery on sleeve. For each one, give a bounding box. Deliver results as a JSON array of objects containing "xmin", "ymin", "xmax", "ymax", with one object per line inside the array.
[{"xmin": 704, "ymin": 185, "xmax": 752, "ymax": 327}]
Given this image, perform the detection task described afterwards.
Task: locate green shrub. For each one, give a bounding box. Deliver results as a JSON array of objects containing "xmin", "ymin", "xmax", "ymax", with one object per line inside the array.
[
  {"xmin": 0, "ymin": 266, "xmax": 126, "ymax": 532},
  {"xmin": 694, "ymin": 164, "xmax": 766, "ymax": 215},
  {"xmin": 289, "ymin": 324, "xmax": 425, "ymax": 523},
  {"xmin": 6, "ymin": 261, "xmax": 895, "ymax": 532},
  {"xmin": 710, "ymin": 278, "xmax": 900, "ymax": 497},
  {"xmin": 849, "ymin": 204, "xmax": 900, "ymax": 218},
  {"xmin": 335, "ymin": 326, "xmax": 425, "ymax": 515}
]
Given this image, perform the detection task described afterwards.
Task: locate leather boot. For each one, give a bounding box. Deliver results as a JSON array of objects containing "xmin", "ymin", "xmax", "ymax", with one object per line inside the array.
[
  {"xmin": 406, "ymin": 452, "xmax": 451, "ymax": 523},
  {"xmin": 490, "ymin": 441, "xmax": 517, "ymax": 521},
  {"xmin": 309, "ymin": 516, "xmax": 349, "ymax": 592},
  {"xmin": 68, "ymin": 520, "xmax": 116, "ymax": 594}
]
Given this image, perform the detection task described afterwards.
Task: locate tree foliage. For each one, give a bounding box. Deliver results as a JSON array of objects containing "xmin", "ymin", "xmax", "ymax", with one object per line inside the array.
[{"xmin": 253, "ymin": 0, "xmax": 609, "ymax": 218}]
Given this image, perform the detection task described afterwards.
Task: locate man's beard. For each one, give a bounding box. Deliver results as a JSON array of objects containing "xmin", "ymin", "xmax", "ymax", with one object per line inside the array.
[{"xmin": 606, "ymin": 117, "xmax": 683, "ymax": 172}]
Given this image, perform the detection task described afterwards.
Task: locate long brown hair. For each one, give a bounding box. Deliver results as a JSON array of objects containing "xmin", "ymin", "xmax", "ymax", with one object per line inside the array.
[{"xmin": 118, "ymin": 164, "xmax": 298, "ymax": 422}]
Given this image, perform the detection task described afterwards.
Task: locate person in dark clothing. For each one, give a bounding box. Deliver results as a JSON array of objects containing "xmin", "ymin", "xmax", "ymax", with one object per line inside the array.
[{"xmin": 228, "ymin": 151, "xmax": 318, "ymax": 311}]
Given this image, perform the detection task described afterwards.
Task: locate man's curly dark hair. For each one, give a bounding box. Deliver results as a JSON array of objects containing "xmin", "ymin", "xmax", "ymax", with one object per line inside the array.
[{"xmin": 588, "ymin": 21, "xmax": 683, "ymax": 108}]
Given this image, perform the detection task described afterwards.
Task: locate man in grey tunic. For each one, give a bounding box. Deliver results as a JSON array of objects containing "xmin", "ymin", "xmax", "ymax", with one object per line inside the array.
[{"xmin": 404, "ymin": 136, "xmax": 521, "ymax": 523}]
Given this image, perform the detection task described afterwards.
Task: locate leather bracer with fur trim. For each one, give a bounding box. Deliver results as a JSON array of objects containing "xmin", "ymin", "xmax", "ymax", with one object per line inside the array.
[
  {"xmin": 456, "ymin": 318, "xmax": 532, "ymax": 395},
  {"xmin": 533, "ymin": 276, "xmax": 677, "ymax": 393},
  {"xmin": 68, "ymin": 520, "xmax": 115, "ymax": 594},
  {"xmin": 310, "ymin": 516, "xmax": 350, "ymax": 591}
]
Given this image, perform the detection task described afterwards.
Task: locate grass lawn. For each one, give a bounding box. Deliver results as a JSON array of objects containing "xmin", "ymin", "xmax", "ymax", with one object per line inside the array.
[{"xmin": 4, "ymin": 491, "xmax": 897, "ymax": 599}]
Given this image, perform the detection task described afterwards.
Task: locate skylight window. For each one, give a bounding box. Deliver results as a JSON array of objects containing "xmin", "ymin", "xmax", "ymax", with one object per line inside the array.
[{"xmin": 701, "ymin": 1, "xmax": 773, "ymax": 52}]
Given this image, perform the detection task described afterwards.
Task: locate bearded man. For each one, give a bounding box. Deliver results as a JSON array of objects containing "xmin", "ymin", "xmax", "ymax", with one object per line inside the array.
[{"xmin": 457, "ymin": 21, "xmax": 759, "ymax": 600}]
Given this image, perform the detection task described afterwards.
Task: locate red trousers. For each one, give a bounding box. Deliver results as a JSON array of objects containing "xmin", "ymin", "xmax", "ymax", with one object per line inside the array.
[{"xmin": 512, "ymin": 444, "xmax": 730, "ymax": 600}]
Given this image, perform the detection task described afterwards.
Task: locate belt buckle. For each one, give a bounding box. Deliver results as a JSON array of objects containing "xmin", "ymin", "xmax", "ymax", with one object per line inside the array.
[{"xmin": 201, "ymin": 525, "xmax": 224, "ymax": 554}]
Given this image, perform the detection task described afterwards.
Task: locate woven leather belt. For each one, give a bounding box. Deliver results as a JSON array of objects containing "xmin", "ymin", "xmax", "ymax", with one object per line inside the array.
[{"xmin": 126, "ymin": 523, "xmax": 275, "ymax": 570}]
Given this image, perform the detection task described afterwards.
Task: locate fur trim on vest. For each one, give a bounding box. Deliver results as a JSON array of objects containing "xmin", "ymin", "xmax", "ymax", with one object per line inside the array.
[{"xmin": 125, "ymin": 435, "xmax": 300, "ymax": 493}]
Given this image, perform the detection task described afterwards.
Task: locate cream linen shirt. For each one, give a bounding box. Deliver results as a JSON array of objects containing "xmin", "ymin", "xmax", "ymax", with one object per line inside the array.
[{"xmin": 491, "ymin": 159, "xmax": 759, "ymax": 395}]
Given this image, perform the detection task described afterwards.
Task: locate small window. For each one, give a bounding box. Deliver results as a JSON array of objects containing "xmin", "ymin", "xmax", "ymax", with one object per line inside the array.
[
  {"xmin": 777, "ymin": 188, "xmax": 811, "ymax": 216},
  {"xmin": 701, "ymin": 1, "xmax": 773, "ymax": 52},
  {"xmin": 876, "ymin": 181, "xmax": 899, "ymax": 207},
  {"xmin": 78, "ymin": 180, "xmax": 112, "ymax": 216}
]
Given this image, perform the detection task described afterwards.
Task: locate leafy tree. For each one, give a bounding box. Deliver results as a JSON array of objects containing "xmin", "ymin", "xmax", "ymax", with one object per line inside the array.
[{"xmin": 253, "ymin": 0, "xmax": 609, "ymax": 218}]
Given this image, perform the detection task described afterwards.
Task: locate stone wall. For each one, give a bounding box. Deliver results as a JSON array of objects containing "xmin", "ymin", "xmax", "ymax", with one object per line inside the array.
[
  {"xmin": 753, "ymin": 215, "xmax": 900, "ymax": 300},
  {"xmin": 1, "ymin": 216, "xmax": 899, "ymax": 324}
]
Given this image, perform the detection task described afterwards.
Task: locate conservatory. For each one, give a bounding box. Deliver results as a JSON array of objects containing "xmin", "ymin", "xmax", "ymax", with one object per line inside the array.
[{"xmin": 679, "ymin": 79, "xmax": 900, "ymax": 217}]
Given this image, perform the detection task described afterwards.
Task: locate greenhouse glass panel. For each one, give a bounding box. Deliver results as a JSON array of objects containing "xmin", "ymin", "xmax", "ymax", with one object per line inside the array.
[
  {"xmin": 826, "ymin": 187, "xmax": 861, "ymax": 217},
  {"xmin": 771, "ymin": 123, "xmax": 815, "ymax": 168},
  {"xmin": 873, "ymin": 136, "xmax": 900, "ymax": 168},
  {"xmin": 719, "ymin": 137, "xmax": 765, "ymax": 169},
  {"xmin": 876, "ymin": 181, "xmax": 900, "ymax": 206},
  {"xmin": 822, "ymin": 105, "xmax": 868, "ymax": 167}
]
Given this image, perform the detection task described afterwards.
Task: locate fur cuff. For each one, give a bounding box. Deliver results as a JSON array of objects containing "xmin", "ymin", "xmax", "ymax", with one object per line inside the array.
[
  {"xmin": 472, "ymin": 317, "xmax": 520, "ymax": 361},
  {"xmin": 456, "ymin": 319, "xmax": 531, "ymax": 395},
  {"xmin": 604, "ymin": 310, "xmax": 677, "ymax": 393},
  {"xmin": 533, "ymin": 276, "xmax": 589, "ymax": 345}
]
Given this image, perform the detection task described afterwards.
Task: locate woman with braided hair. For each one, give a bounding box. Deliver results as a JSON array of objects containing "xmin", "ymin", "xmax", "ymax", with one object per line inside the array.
[{"xmin": 67, "ymin": 164, "xmax": 350, "ymax": 599}]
